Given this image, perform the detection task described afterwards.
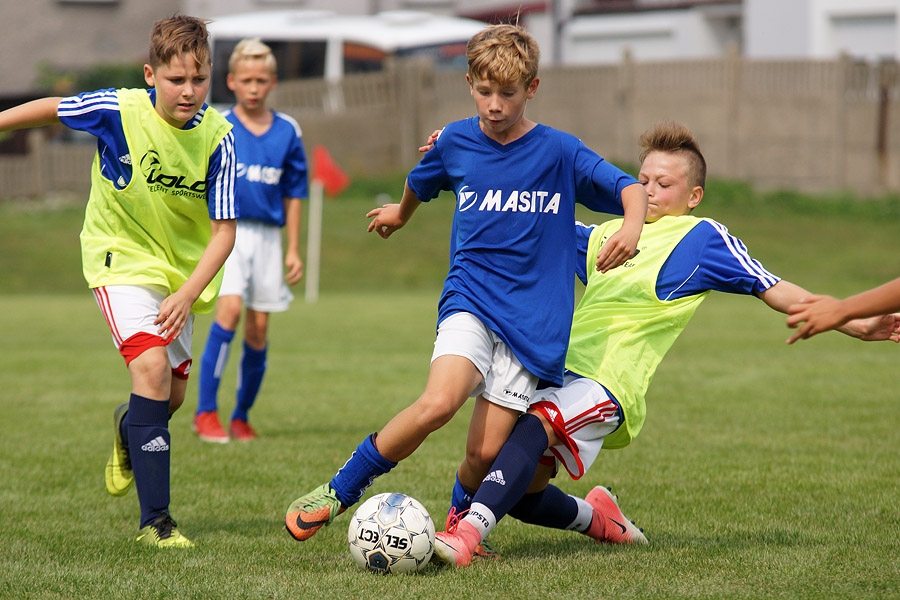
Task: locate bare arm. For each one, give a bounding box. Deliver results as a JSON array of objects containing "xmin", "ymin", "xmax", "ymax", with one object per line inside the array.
[
  {"xmin": 759, "ymin": 280, "xmax": 900, "ymax": 343},
  {"xmin": 595, "ymin": 182, "xmax": 648, "ymax": 273},
  {"xmin": 366, "ymin": 179, "xmax": 422, "ymax": 239},
  {"xmin": 785, "ymin": 277, "xmax": 900, "ymax": 343},
  {"xmin": 0, "ymin": 98, "xmax": 63, "ymax": 131},
  {"xmin": 155, "ymin": 219, "xmax": 237, "ymax": 340},
  {"xmin": 283, "ymin": 197, "xmax": 303, "ymax": 285}
]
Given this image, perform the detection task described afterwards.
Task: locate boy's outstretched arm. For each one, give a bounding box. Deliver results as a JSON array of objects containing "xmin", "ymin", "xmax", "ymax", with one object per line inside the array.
[
  {"xmin": 366, "ymin": 180, "xmax": 422, "ymax": 239},
  {"xmin": 0, "ymin": 98, "xmax": 63, "ymax": 131},
  {"xmin": 786, "ymin": 276, "xmax": 900, "ymax": 343},
  {"xmin": 759, "ymin": 280, "xmax": 900, "ymax": 343},
  {"xmin": 595, "ymin": 182, "xmax": 648, "ymax": 273}
]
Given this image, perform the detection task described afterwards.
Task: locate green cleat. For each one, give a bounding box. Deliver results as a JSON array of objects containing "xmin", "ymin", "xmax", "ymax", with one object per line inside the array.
[
  {"xmin": 105, "ymin": 402, "xmax": 133, "ymax": 496},
  {"xmin": 285, "ymin": 483, "xmax": 346, "ymax": 541},
  {"xmin": 136, "ymin": 513, "xmax": 194, "ymax": 548}
]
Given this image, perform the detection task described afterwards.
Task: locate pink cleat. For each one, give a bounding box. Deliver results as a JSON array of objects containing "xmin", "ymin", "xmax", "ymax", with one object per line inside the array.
[
  {"xmin": 432, "ymin": 519, "xmax": 481, "ymax": 567},
  {"xmin": 584, "ymin": 486, "xmax": 648, "ymax": 545}
]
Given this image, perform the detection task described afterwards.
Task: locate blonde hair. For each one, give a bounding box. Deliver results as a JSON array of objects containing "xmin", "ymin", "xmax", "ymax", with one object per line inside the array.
[
  {"xmin": 466, "ymin": 24, "xmax": 539, "ymax": 87},
  {"xmin": 639, "ymin": 121, "xmax": 707, "ymax": 189},
  {"xmin": 228, "ymin": 38, "xmax": 277, "ymax": 74},
  {"xmin": 149, "ymin": 15, "xmax": 211, "ymax": 69}
]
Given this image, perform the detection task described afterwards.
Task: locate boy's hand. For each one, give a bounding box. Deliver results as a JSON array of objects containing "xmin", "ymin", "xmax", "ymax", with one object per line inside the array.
[
  {"xmin": 785, "ymin": 295, "xmax": 845, "ymax": 343},
  {"xmin": 155, "ymin": 291, "xmax": 194, "ymax": 341},
  {"xmin": 367, "ymin": 203, "xmax": 406, "ymax": 239},
  {"xmin": 787, "ymin": 294, "xmax": 900, "ymax": 343},
  {"xmin": 850, "ymin": 314, "xmax": 900, "ymax": 342},
  {"xmin": 419, "ymin": 129, "xmax": 442, "ymax": 153},
  {"xmin": 595, "ymin": 223, "xmax": 641, "ymax": 273},
  {"xmin": 285, "ymin": 252, "xmax": 304, "ymax": 285}
]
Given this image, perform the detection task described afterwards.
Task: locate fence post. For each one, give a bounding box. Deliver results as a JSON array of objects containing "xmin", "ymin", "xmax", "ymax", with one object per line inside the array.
[
  {"xmin": 616, "ymin": 48, "xmax": 635, "ymax": 163},
  {"xmin": 392, "ymin": 58, "xmax": 433, "ymax": 172},
  {"xmin": 834, "ymin": 53, "xmax": 851, "ymax": 191},
  {"xmin": 724, "ymin": 44, "xmax": 741, "ymax": 180},
  {"xmin": 27, "ymin": 129, "xmax": 46, "ymax": 197},
  {"xmin": 876, "ymin": 59, "xmax": 898, "ymax": 189}
]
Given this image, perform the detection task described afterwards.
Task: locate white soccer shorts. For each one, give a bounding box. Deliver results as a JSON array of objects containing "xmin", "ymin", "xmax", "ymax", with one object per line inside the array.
[
  {"xmin": 530, "ymin": 374, "xmax": 622, "ymax": 479},
  {"xmin": 219, "ymin": 220, "xmax": 293, "ymax": 312},
  {"xmin": 93, "ymin": 285, "xmax": 194, "ymax": 378},
  {"xmin": 431, "ymin": 311, "xmax": 538, "ymax": 412}
]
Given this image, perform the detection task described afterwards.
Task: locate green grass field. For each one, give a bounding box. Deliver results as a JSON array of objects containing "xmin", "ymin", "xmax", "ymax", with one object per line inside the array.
[{"xmin": 2, "ymin": 178, "xmax": 900, "ymax": 599}]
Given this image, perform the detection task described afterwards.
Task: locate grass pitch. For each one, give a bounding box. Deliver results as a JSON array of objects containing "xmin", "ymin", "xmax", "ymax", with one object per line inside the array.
[{"xmin": 1, "ymin": 178, "xmax": 899, "ymax": 599}]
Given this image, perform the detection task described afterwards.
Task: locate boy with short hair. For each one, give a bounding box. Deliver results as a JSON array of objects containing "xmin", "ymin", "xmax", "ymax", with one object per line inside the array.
[
  {"xmin": 284, "ymin": 23, "xmax": 648, "ymax": 543},
  {"xmin": 431, "ymin": 121, "xmax": 899, "ymax": 566},
  {"xmin": 0, "ymin": 15, "xmax": 237, "ymax": 547},
  {"xmin": 194, "ymin": 38, "xmax": 307, "ymax": 443}
]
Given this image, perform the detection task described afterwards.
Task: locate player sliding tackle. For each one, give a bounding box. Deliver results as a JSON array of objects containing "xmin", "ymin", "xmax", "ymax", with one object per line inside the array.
[
  {"xmin": 430, "ymin": 120, "xmax": 900, "ymax": 566},
  {"xmin": 284, "ymin": 23, "xmax": 648, "ymax": 545}
]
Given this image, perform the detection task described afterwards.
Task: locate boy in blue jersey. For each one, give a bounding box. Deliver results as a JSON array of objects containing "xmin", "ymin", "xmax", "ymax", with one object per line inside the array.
[
  {"xmin": 285, "ymin": 23, "xmax": 648, "ymax": 543},
  {"xmin": 431, "ymin": 121, "xmax": 900, "ymax": 566},
  {"xmin": 0, "ymin": 15, "xmax": 237, "ymax": 547},
  {"xmin": 194, "ymin": 38, "xmax": 307, "ymax": 444}
]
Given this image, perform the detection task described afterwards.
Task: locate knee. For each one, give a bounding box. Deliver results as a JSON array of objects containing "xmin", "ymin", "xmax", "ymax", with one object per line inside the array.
[
  {"xmin": 464, "ymin": 445, "xmax": 499, "ymax": 479},
  {"xmin": 128, "ymin": 350, "xmax": 172, "ymax": 396},
  {"xmin": 412, "ymin": 392, "xmax": 461, "ymax": 431}
]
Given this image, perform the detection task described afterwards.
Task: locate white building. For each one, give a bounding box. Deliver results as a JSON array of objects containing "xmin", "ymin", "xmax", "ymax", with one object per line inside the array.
[
  {"xmin": 1, "ymin": 0, "xmax": 898, "ymax": 98},
  {"xmin": 745, "ymin": 0, "xmax": 900, "ymax": 61},
  {"xmin": 186, "ymin": 0, "xmax": 900, "ymax": 65}
]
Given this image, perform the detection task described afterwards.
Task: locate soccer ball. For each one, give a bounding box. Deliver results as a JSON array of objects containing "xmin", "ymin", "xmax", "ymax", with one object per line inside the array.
[{"xmin": 347, "ymin": 492, "xmax": 435, "ymax": 574}]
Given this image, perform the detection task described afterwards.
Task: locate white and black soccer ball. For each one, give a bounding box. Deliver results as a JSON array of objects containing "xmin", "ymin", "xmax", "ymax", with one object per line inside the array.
[{"xmin": 348, "ymin": 492, "xmax": 435, "ymax": 574}]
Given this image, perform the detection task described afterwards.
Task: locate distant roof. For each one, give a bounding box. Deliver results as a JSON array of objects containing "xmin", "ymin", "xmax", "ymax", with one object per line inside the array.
[
  {"xmin": 207, "ymin": 10, "xmax": 488, "ymax": 52},
  {"xmin": 574, "ymin": 0, "xmax": 741, "ymax": 17}
]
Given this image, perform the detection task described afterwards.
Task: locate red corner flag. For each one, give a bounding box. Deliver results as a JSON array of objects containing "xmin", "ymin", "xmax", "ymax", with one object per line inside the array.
[{"xmin": 312, "ymin": 145, "xmax": 350, "ymax": 197}]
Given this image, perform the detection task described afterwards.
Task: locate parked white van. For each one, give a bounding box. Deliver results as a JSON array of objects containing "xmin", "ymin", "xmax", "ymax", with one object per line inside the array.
[{"xmin": 207, "ymin": 10, "xmax": 487, "ymax": 105}]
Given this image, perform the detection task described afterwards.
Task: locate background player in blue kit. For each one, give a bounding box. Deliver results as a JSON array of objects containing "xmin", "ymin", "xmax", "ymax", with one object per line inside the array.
[
  {"xmin": 0, "ymin": 15, "xmax": 238, "ymax": 547},
  {"xmin": 194, "ymin": 38, "xmax": 308, "ymax": 443},
  {"xmin": 285, "ymin": 23, "xmax": 648, "ymax": 543},
  {"xmin": 430, "ymin": 121, "xmax": 900, "ymax": 566}
]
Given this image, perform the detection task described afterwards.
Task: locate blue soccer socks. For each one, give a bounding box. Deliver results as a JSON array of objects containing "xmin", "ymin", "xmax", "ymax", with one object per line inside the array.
[
  {"xmin": 330, "ymin": 434, "xmax": 397, "ymax": 507},
  {"xmin": 232, "ymin": 342, "xmax": 266, "ymax": 423},
  {"xmin": 197, "ymin": 322, "xmax": 235, "ymax": 415}
]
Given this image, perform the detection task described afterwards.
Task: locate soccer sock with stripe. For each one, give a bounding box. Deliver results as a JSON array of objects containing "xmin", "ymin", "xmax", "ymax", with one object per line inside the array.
[
  {"xmin": 330, "ymin": 433, "xmax": 397, "ymax": 508},
  {"xmin": 449, "ymin": 472, "xmax": 476, "ymax": 516},
  {"xmin": 197, "ymin": 322, "xmax": 234, "ymax": 414},
  {"xmin": 126, "ymin": 393, "xmax": 172, "ymax": 528},
  {"xmin": 232, "ymin": 342, "xmax": 266, "ymax": 422}
]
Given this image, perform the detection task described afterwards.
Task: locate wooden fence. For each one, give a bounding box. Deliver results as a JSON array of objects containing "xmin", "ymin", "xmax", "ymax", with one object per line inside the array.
[{"xmin": 1, "ymin": 54, "xmax": 897, "ymax": 200}]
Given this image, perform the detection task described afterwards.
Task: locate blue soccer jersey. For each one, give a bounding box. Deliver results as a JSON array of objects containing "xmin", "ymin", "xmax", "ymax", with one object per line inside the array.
[
  {"xmin": 408, "ymin": 116, "xmax": 640, "ymax": 385},
  {"xmin": 58, "ymin": 88, "xmax": 236, "ymax": 221},
  {"xmin": 222, "ymin": 108, "xmax": 308, "ymax": 226},
  {"xmin": 575, "ymin": 218, "xmax": 780, "ymax": 298}
]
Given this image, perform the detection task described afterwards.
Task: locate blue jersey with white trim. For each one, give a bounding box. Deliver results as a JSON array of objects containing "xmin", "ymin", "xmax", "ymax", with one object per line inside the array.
[
  {"xmin": 57, "ymin": 88, "xmax": 237, "ymax": 220},
  {"xmin": 575, "ymin": 218, "xmax": 780, "ymax": 298},
  {"xmin": 222, "ymin": 108, "xmax": 308, "ymax": 226},
  {"xmin": 408, "ymin": 116, "xmax": 639, "ymax": 386}
]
